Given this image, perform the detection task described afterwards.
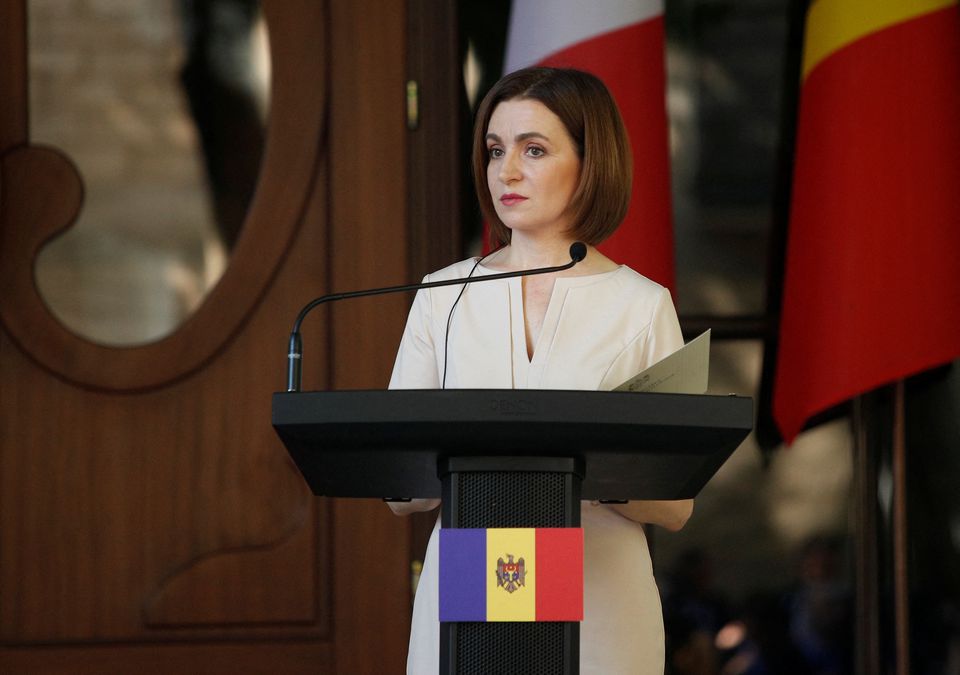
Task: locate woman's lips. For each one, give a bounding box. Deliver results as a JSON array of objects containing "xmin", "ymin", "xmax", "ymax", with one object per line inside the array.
[{"xmin": 499, "ymin": 194, "xmax": 528, "ymax": 206}]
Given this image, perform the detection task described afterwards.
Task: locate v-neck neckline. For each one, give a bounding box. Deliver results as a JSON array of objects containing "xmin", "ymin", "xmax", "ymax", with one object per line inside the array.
[
  {"xmin": 498, "ymin": 266, "xmax": 624, "ymax": 386},
  {"xmin": 520, "ymin": 276, "xmax": 561, "ymax": 365}
]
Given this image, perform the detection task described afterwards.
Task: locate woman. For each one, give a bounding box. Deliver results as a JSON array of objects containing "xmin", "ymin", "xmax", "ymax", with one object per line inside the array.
[{"xmin": 389, "ymin": 67, "xmax": 693, "ymax": 674}]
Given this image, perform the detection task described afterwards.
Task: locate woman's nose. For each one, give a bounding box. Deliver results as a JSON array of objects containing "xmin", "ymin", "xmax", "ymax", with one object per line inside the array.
[{"xmin": 498, "ymin": 150, "xmax": 521, "ymax": 183}]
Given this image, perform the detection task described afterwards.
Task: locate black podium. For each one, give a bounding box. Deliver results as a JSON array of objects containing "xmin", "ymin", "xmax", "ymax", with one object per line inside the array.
[{"xmin": 272, "ymin": 389, "xmax": 752, "ymax": 674}]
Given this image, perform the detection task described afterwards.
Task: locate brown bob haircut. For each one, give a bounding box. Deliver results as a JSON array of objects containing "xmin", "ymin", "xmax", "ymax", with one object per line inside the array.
[{"xmin": 472, "ymin": 67, "xmax": 633, "ymax": 248}]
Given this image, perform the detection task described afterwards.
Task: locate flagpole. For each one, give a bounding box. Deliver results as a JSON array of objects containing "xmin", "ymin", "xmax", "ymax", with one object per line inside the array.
[
  {"xmin": 893, "ymin": 379, "xmax": 910, "ymax": 675},
  {"xmin": 852, "ymin": 393, "xmax": 880, "ymax": 675}
]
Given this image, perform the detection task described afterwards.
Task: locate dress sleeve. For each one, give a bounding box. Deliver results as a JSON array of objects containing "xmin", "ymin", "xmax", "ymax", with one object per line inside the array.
[
  {"xmin": 598, "ymin": 286, "xmax": 684, "ymax": 390},
  {"xmin": 640, "ymin": 287, "xmax": 684, "ymax": 369},
  {"xmin": 388, "ymin": 279, "xmax": 441, "ymax": 389}
]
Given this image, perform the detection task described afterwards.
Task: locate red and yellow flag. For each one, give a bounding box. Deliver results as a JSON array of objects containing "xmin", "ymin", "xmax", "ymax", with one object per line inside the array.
[{"xmin": 774, "ymin": 0, "xmax": 960, "ymax": 442}]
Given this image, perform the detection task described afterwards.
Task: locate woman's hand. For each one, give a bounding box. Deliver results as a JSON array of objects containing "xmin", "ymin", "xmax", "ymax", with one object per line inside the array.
[
  {"xmin": 607, "ymin": 499, "xmax": 694, "ymax": 531},
  {"xmin": 386, "ymin": 498, "xmax": 441, "ymax": 516}
]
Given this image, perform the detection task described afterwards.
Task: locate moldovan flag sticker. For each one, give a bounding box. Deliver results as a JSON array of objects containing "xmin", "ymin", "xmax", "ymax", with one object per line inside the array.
[
  {"xmin": 439, "ymin": 528, "xmax": 583, "ymax": 622},
  {"xmin": 504, "ymin": 0, "xmax": 674, "ymax": 291},
  {"xmin": 773, "ymin": 0, "xmax": 960, "ymax": 442}
]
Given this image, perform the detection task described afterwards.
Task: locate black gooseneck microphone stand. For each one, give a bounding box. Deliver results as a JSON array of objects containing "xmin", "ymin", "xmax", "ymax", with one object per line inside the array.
[{"xmin": 285, "ymin": 242, "xmax": 587, "ymax": 392}]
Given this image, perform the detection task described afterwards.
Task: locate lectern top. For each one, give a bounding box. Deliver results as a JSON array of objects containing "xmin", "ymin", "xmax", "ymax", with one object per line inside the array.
[{"xmin": 272, "ymin": 389, "xmax": 752, "ymax": 501}]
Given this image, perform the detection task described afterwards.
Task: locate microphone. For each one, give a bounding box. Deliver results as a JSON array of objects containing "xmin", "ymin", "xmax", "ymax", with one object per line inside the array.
[{"xmin": 286, "ymin": 241, "xmax": 588, "ymax": 391}]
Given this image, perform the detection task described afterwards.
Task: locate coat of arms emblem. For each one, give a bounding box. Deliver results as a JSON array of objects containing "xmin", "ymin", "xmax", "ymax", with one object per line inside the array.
[{"xmin": 496, "ymin": 554, "xmax": 526, "ymax": 593}]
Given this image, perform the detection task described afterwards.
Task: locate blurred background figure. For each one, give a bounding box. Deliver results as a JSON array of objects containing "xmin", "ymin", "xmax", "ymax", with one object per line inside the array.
[
  {"xmin": 663, "ymin": 548, "xmax": 727, "ymax": 674},
  {"xmin": 784, "ymin": 536, "xmax": 853, "ymax": 675},
  {"xmin": 707, "ymin": 535, "xmax": 852, "ymax": 675},
  {"xmin": 664, "ymin": 548, "xmax": 731, "ymax": 640}
]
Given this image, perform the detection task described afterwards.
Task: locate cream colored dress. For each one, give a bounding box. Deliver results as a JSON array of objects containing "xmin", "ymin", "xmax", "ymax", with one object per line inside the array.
[{"xmin": 389, "ymin": 258, "xmax": 683, "ymax": 675}]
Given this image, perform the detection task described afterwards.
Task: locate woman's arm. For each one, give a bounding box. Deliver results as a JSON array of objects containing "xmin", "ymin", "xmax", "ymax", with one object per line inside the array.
[
  {"xmin": 389, "ymin": 283, "xmax": 441, "ymax": 390},
  {"xmin": 387, "ymin": 499, "xmax": 440, "ymax": 516},
  {"xmin": 385, "ymin": 283, "xmax": 442, "ymax": 517},
  {"xmin": 598, "ymin": 287, "xmax": 692, "ymax": 531},
  {"xmin": 387, "ymin": 498, "xmax": 441, "ymax": 516},
  {"xmin": 608, "ymin": 499, "xmax": 694, "ymax": 532},
  {"xmin": 606, "ymin": 287, "xmax": 693, "ymax": 531}
]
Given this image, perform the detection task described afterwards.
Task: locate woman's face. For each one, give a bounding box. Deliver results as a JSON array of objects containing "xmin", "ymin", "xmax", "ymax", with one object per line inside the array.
[{"xmin": 485, "ymin": 98, "xmax": 581, "ymax": 239}]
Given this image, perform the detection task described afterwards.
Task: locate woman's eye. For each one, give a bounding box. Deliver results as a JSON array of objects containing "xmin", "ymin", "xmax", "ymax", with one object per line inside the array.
[
  {"xmin": 526, "ymin": 146, "xmax": 545, "ymax": 157},
  {"xmin": 488, "ymin": 147, "xmax": 504, "ymax": 159}
]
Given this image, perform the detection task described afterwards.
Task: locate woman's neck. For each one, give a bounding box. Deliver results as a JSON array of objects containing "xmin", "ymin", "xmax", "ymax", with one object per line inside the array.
[
  {"xmin": 485, "ymin": 232, "xmax": 618, "ymax": 275},
  {"xmin": 495, "ymin": 233, "xmax": 575, "ymax": 270}
]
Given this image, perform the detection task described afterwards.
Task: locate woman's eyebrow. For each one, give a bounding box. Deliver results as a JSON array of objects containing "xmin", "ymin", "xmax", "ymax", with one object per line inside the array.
[{"xmin": 485, "ymin": 131, "xmax": 551, "ymax": 143}]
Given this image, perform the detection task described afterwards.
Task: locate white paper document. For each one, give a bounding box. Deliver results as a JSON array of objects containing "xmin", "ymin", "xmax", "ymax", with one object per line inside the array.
[{"xmin": 614, "ymin": 330, "xmax": 711, "ymax": 394}]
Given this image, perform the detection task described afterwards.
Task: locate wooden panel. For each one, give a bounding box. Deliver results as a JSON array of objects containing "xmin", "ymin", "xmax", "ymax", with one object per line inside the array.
[
  {"xmin": 0, "ymin": 642, "xmax": 333, "ymax": 675},
  {"xmin": 0, "ymin": 152, "xmax": 327, "ymax": 643},
  {"xmin": 328, "ymin": 0, "xmax": 412, "ymax": 668},
  {"xmin": 328, "ymin": 0, "xmax": 410, "ymax": 389},
  {"xmin": 406, "ymin": 0, "xmax": 462, "ymax": 279},
  {"xmin": 0, "ymin": 1, "xmax": 26, "ymax": 150},
  {"xmin": 405, "ymin": 0, "xmax": 462, "ymax": 584},
  {"xmin": 328, "ymin": 2, "xmax": 410, "ymax": 673},
  {"xmin": 0, "ymin": 0, "xmax": 414, "ymax": 672}
]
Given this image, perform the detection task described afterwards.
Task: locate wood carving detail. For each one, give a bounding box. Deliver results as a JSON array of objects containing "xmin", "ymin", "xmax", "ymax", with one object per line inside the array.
[{"xmin": 0, "ymin": 1, "xmax": 326, "ymax": 393}]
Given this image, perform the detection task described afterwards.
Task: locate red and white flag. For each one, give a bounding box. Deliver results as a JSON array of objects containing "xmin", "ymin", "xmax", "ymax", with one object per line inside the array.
[
  {"xmin": 504, "ymin": 0, "xmax": 674, "ymax": 291},
  {"xmin": 773, "ymin": 0, "xmax": 960, "ymax": 443}
]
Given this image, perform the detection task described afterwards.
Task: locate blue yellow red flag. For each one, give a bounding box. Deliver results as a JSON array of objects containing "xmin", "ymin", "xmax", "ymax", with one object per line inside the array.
[{"xmin": 439, "ymin": 528, "xmax": 583, "ymax": 622}]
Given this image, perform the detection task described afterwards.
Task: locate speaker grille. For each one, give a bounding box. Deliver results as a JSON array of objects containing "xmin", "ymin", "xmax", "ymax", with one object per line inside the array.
[
  {"xmin": 456, "ymin": 622, "xmax": 564, "ymax": 674},
  {"xmin": 457, "ymin": 471, "xmax": 565, "ymax": 528},
  {"xmin": 445, "ymin": 467, "xmax": 576, "ymax": 674}
]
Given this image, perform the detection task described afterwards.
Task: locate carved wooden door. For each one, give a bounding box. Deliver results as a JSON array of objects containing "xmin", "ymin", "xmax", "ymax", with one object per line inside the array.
[{"xmin": 0, "ymin": 1, "xmax": 413, "ymax": 672}]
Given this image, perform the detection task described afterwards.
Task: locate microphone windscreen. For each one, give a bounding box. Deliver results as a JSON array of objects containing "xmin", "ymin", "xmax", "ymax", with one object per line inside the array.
[{"xmin": 569, "ymin": 242, "xmax": 587, "ymax": 263}]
